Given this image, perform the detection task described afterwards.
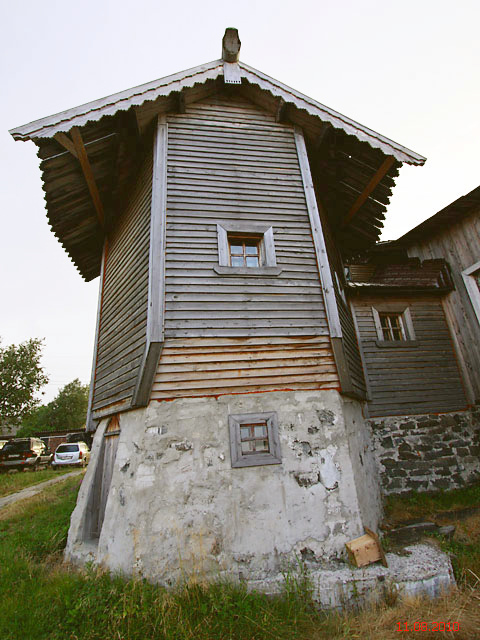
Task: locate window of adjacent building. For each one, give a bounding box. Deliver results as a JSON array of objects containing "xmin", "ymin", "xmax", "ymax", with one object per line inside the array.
[
  {"xmin": 462, "ymin": 261, "xmax": 480, "ymax": 325},
  {"xmin": 229, "ymin": 411, "xmax": 281, "ymax": 467},
  {"xmin": 379, "ymin": 312, "xmax": 406, "ymax": 341},
  {"xmin": 372, "ymin": 306, "xmax": 415, "ymax": 344},
  {"xmin": 229, "ymin": 235, "xmax": 262, "ymax": 268}
]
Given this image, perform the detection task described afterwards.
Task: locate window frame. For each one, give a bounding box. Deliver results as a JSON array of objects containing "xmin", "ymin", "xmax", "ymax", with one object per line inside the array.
[
  {"xmin": 215, "ymin": 222, "xmax": 282, "ymax": 276},
  {"xmin": 462, "ymin": 260, "xmax": 480, "ymax": 325},
  {"xmin": 371, "ymin": 305, "xmax": 416, "ymax": 347},
  {"xmin": 228, "ymin": 411, "xmax": 282, "ymax": 468}
]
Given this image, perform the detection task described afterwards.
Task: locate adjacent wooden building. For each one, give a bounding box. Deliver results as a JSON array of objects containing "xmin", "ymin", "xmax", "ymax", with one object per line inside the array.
[{"xmin": 396, "ymin": 186, "xmax": 480, "ymax": 404}]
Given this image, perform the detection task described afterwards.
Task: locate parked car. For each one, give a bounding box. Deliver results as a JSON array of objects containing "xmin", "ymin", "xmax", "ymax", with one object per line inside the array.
[
  {"xmin": 52, "ymin": 442, "xmax": 90, "ymax": 468},
  {"xmin": 0, "ymin": 438, "xmax": 53, "ymax": 471}
]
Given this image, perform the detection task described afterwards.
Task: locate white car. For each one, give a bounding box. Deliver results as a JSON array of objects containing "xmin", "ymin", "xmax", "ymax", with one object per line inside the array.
[{"xmin": 52, "ymin": 442, "xmax": 90, "ymax": 468}]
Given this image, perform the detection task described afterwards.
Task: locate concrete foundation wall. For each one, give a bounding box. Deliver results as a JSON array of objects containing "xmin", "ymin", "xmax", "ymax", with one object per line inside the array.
[
  {"xmin": 369, "ymin": 407, "xmax": 480, "ymax": 495},
  {"xmin": 66, "ymin": 389, "xmax": 382, "ymax": 585}
]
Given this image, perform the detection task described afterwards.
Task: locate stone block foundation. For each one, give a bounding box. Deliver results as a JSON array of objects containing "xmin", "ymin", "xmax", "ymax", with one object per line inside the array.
[{"xmin": 368, "ymin": 407, "xmax": 480, "ymax": 495}]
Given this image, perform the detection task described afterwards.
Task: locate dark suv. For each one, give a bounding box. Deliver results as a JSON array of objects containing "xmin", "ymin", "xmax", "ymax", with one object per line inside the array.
[{"xmin": 0, "ymin": 438, "xmax": 53, "ymax": 472}]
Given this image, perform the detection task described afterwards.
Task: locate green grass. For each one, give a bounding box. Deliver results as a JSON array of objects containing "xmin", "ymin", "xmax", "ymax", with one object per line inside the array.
[
  {"xmin": 0, "ymin": 477, "xmax": 478, "ymax": 639},
  {"xmin": 384, "ymin": 482, "xmax": 480, "ymax": 524},
  {"xmin": 0, "ymin": 467, "xmax": 72, "ymax": 498},
  {"xmin": 0, "ymin": 477, "xmax": 344, "ymax": 640},
  {"xmin": 384, "ymin": 483, "xmax": 480, "ymax": 588}
]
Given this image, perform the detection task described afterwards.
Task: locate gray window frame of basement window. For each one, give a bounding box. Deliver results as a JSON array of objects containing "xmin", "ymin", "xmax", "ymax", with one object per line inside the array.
[
  {"xmin": 215, "ymin": 222, "xmax": 282, "ymax": 276},
  {"xmin": 228, "ymin": 411, "xmax": 282, "ymax": 468}
]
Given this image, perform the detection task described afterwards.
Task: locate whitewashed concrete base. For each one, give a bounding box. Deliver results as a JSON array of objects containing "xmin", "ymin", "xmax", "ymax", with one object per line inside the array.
[
  {"xmin": 66, "ymin": 390, "xmax": 383, "ymax": 587},
  {"xmin": 251, "ymin": 544, "xmax": 455, "ymax": 609}
]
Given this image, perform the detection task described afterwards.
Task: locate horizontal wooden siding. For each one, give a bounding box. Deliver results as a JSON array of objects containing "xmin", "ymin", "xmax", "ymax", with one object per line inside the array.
[
  {"xmin": 92, "ymin": 151, "xmax": 152, "ymax": 413},
  {"xmin": 152, "ymin": 336, "xmax": 339, "ymax": 400},
  {"xmin": 164, "ymin": 96, "xmax": 327, "ymax": 338},
  {"xmin": 352, "ymin": 296, "xmax": 467, "ymax": 416},
  {"xmin": 407, "ymin": 208, "xmax": 480, "ymax": 402},
  {"xmin": 154, "ymin": 95, "xmax": 337, "ymax": 398}
]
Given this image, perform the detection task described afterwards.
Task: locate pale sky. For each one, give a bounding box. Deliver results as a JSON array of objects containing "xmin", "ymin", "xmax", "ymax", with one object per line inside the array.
[{"xmin": 1, "ymin": 0, "xmax": 479, "ymax": 402}]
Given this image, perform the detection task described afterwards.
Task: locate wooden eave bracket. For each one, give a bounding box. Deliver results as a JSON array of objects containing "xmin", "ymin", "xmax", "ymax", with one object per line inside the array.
[
  {"xmin": 275, "ymin": 98, "xmax": 287, "ymax": 123},
  {"xmin": 54, "ymin": 128, "xmax": 105, "ymax": 228},
  {"xmin": 341, "ymin": 156, "xmax": 396, "ymax": 228}
]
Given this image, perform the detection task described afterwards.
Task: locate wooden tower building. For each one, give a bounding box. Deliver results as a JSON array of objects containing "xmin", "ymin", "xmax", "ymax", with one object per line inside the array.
[{"xmin": 10, "ymin": 30, "xmax": 428, "ymax": 587}]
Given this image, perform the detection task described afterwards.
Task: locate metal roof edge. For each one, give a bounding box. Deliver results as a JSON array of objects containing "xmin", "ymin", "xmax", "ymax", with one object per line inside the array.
[
  {"xmin": 238, "ymin": 62, "xmax": 426, "ymax": 166},
  {"xmin": 395, "ymin": 184, "xmax": 480, "ymax": 245},
  {"xmin": 9, "ymin": 59, "xmax": 225, "ymax": 141},
  {"xmin": 9, "ymin": 57, "xmax": 426, "ymax": 166}
]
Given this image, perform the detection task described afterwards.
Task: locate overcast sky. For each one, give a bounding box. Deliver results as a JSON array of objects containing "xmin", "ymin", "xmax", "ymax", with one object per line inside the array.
[{"xmin": 1, "ymin": 0, "xmax": 479, "ymax": 403}]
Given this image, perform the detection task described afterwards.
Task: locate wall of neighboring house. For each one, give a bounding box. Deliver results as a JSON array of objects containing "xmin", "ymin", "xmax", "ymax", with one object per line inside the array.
[
  {"xmin": 351, "ymin": 294, "xmax": 467, "ymax": 417},
  {"xmin": 91, "ymin": 149, "xmax": 153, "ymax": 416},
  {"xmin": 406, "ymin": 207, "xmax": 480, "ymax": 403},
  {"xmin": 152, "ymin": 95, "xmax": 340, "ymax": 400}
]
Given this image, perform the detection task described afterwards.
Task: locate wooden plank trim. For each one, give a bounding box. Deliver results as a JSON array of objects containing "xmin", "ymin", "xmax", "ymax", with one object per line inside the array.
[
  {"xmin": 70, "ymin": 127, "xmax": 105, "ymax": 227},
  {"xmin": 294, "ymin": 126, "xmax": 342, "ymax": 339},
  {"xmin": 87, "ymin": 240, "xmax": 107, "ymax": 431},
  {"xmin": 341, "ymin": 156, "xmax": 395, "ymax": 228},
  {"xmin": 148, "ymin": 115, "xmax": 167, "ymax": 344},
  {"xmin": 131, "ymin": 115, "xmax": 167, "ymax": 407},
  {"xmin": 132, "ymin": 341, "xmax": 163, "ymax": 407}
]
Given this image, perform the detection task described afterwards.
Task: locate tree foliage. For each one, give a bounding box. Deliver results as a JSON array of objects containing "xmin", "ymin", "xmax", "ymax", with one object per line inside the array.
[
  {"xmin": 0, "ymin": 338, "xmax": 48, "ymax": 427},
  {"xmin": 19, "ymin": 378, "xmax": 89, "ymax": 435}
]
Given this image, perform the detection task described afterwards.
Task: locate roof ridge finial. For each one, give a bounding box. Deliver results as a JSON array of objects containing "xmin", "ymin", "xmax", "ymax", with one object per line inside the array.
[{"xmin": 222, "ymin": 28, "xmax": 241, "ymax": 62}]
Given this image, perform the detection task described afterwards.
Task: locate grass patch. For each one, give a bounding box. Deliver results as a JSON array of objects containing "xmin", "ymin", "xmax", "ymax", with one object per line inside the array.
[
  {"xmin": 384, "ymin": 482, "xmax": 480, "ymax": 524},
  {"xmin": 0, "ymin": 478, "xmax": 479, "ymax": 639},
  {"xmin": 384, "ymin": 483, "xmax": 480, "ymax": 589},
  {"xmin": 0, "ymin": 467, "xmax": 72, "ymax": 498}
]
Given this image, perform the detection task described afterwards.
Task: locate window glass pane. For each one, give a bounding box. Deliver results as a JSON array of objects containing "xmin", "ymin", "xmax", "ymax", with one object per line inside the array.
[
  {"xmin": 240, "ymin": 426, "xmax": 251, "ymax": 440},
  {"xmin": 231, "ymin": 256, "xmax": 244, "ymax": 267},
  {"xmin": 245, "ymin": 245, "xmax": 258, "ymax": 255},
  {"xmin": 257, "ymin": 439, "xmax": 269, "ymax": 452},
  {"xmin": 246, "ymin": 256, "xmax": 259, "ymax": 267},
  {"xmin": 230, "ymin": 244, "xmax": 243, "ymax": 255},
  {"xmin": 254, "ymin": 425, "xmax": 267, "ymax": 438},
  {"xmin": 241, "ymin": 440, "xmax": 255, "ymax": 453}
]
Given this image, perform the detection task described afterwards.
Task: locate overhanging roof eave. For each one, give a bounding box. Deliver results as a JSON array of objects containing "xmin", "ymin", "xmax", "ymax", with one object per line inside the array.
[{"xmin": 9, "ymin": 59, "xmax": 426, "ymax": 166}]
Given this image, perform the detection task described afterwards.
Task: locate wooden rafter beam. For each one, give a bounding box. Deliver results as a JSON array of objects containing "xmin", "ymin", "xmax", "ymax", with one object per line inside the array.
[
  {"xmin": 341, "ymin": 156, "xmax": 395, "ymax": 228},
  {"xmin": 55, "ymin": 127, "xmax": 105, "ymax": 228},
  {"xmin": 315, "ymin": 122, "xmax": 332, "ymax": 152},
  {"xmin": 54, "ymin": 132, "xmax": 78, "ymax": 159}
]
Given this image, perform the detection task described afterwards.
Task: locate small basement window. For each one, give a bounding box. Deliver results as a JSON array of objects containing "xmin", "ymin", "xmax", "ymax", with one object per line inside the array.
[{"xmin": 229, "ymin": 412, "xmax": 281, "ymax": 468}]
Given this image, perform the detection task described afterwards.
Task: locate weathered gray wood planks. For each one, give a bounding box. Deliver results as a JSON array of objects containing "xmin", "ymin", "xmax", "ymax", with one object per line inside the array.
[
  {"xmin": 91, "ymin": 149, "xmax": 153, "ymax": 415},
  {"xmin": 351, "ymin": 296, "xmax": 467, "ymax": 416}
]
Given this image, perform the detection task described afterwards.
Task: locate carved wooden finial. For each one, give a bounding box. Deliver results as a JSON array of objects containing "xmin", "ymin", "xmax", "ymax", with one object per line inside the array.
[{"xmin": 222, "ymin": 28, "xmax": 241, "ymax": 62}]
